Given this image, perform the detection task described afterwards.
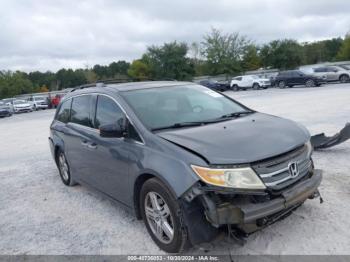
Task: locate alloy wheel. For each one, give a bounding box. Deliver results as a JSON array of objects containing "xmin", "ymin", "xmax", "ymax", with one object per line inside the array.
[
  {"xmin": 306, "ymin": 79, "xmax": 315, "ymax": 87},
  {"xmin": 144, "ymin": 191, "xmax": 174, "ymax": 244},
  {"xmin": 278, "ymin": 81, "xmax": 286, "ymax": 88},
  {"xmin": 58, "ymin": 153, "xmax": 69, "ymax": 181}
]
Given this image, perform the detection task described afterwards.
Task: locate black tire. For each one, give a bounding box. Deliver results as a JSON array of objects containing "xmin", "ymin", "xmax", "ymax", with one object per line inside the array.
[
  {"xmin": 339, "ymin": 74, "xmax": 349, "ymax": 83},
  {"xmin": 140, "ymin": 178, "xmax": 189, "ymax": 253},
  {"xmin": 252, "ymin": 83, "xmax": 260, "ymax": 90},
  {"xmin": 232, "ymin": 85, "xmax": 239, "ymax": 91},
  {"xmin": 278, "ymin": 81, "xmax": 286, "ymax": 88},
  {"xmin": 56, "ymin": 149, "xmax": 77, "ymax": 186},
  {"xmin": 305, "ymin": 79, "xmax": 315, "ymax": 87}
]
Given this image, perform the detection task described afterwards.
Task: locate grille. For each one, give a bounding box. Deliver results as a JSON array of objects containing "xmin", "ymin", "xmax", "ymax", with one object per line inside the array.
[{"xmin": 252, "ymin": 145, "xmax": 312, "ymax": 191}]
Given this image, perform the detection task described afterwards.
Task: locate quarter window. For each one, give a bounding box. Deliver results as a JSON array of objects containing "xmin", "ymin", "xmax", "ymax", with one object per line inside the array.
[
  {"xmin": 71, "ymin": 95, "xmax": 92, "ymax": 127},
  {"xmin": 95, "ymin": 95, "xmax": 124, "ymax": 128},
  {"xmin": 56, "ymin": 99, "xmax": 72, "ymax": 123}
]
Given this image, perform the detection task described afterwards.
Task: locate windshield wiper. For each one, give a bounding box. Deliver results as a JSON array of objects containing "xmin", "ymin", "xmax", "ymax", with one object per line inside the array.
[
  {"xmin": 219, "ymin": 111, "xmax": 254, "ymax": 119},
  {"xmin": 152, "ymin": 122, "xmax": 209, "ymax": 131},
  {"xmin": 151, "ymin": 111, "xmax": 254, "ymax": 131}
]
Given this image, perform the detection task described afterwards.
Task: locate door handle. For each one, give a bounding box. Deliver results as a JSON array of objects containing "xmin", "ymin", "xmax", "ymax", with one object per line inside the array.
[{"xmin": 81, "ymin": 140, "xmax": 89, "ymax": 146}]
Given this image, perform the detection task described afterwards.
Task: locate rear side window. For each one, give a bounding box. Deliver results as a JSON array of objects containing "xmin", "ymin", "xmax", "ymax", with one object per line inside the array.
[
  {"xmin": 71, "ymin": 95, "xmax": 92, "ymax": 127},
  {"xmin": 94, "ymin": 95, "xmax": 124, "ymax": 128},
  {"xmin": 278, "ymin": 72, "xmax": 287, "ymax": 77},
  {"xmin": 314, "ymin": 67, "xmax": 326, "ymax": 73},
  {"xmin": 56, "ymin": 99, "xmax": 72, "ymax": 123}
]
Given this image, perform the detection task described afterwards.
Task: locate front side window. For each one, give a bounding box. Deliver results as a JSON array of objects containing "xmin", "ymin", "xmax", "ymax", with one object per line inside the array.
[
  {"xmin": 121, "ymin": 84, "xmax": 249, "ymax": 130},
  {"xmin": 71, "ymin": 95, "xmax": 92, "ymax": 127},
  {"xmin": 56, "ymin": 99, "xmax": 72, "ymax": 123},
  {"xmin": 94, "ymin": 95, "xmax": 124, "ymax": 128},
  {"xmin": 328, "ymin": 66, "xmax": 338, "ymax": 72}
]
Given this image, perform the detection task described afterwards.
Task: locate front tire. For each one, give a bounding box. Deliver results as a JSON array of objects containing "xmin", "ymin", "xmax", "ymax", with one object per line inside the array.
[
  {"xmin": 56, "ymin": 149, "xmax": 77, "ymax": 186},
  {"xmin": 140, "ymin": 178, "xmax": 189, "ymax": 253}
]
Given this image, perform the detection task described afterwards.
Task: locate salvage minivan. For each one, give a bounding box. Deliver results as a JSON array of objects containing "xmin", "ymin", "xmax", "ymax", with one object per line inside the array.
[{"xmin": 49, "ymin": 81, "xmax": 322, "ymax": 253}]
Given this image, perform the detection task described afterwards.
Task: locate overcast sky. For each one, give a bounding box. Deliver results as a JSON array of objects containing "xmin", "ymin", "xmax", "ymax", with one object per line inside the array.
[{"xmin": 0, "ymin": 0, "xmax": 349, "ymax": 72}]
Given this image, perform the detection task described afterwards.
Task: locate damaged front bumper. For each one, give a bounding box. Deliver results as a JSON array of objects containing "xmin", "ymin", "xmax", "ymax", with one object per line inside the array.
[{"xmin": 182, "ymin": 169, "xmax": 322, "ymax": 236}]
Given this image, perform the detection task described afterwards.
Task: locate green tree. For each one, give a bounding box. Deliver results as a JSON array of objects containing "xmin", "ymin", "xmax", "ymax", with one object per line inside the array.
[
  {"xmin": 303, "ymin": 38, "xmax": 343, "ymax": 64},
  {"xmin": 108, "ymin": 61, "xmax": 130, "ymax": 77},
  {"xmin": 260, "ymin": 39, "xmax": 304, "ymax": 69},
  {"xmin": 0, "ymin": 71, "xmax": 34, "ymax": 99},
  {"xmin": 337, "ymin": 35, "xmax": 350, "ymax": 60},
  {"xmin": 55, "ymin": 69, "xmax": 86, "ymax": 89},
  {"xmin": 201, "ymin": 28, "xmax": 249, "ymax": 75},
  {"xmin": 142, "ymin": 41, "xmax": 195, "ymax": 80},
  {"xmin": 241, "ymin": 44, "xmax": 261, "ymax": 71},
  {"xmin": 28, "ymin": 71, "xmax": 56, "ymax": 91},
  {"xmin": 92, "ymin": 65, "xmax": 109, "ymax": 79},
  {"xmin": 127, "ymin": 60, "xmax": 151, "ymax": 80}
]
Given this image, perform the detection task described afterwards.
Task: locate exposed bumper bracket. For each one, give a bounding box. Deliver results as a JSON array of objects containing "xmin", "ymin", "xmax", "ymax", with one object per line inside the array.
[
  {"xmin": 311, "ymin": 123, "xmax": 350, "ymax": 150},
  {"xmin": 204, "ymin": 170, "xmax": 322, "ymax": 227}
]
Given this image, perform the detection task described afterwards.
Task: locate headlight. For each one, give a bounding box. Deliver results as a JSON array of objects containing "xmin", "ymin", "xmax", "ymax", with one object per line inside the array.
[
  {"xmin": 191, "ymin": 165, "xmax": 266, "ymax": 189},
  {"xmin": 306, "ymin": 140, "xmax": 313, "ymax": 158}
]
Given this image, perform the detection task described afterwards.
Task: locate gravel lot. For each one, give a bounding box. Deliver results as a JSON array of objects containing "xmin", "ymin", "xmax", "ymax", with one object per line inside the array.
[{"xmin": 1, "ymin": 84, "xmax": 350, "ymax": 255}]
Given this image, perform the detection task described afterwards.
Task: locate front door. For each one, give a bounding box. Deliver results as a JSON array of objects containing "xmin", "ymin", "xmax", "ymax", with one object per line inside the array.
[{"xmin": 87, "ymin": 94, "xmax": 131, "ymax": 204}]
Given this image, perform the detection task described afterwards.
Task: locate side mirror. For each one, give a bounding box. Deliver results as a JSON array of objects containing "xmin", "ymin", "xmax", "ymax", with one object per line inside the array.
[{"xmin": 99, "ymin": 118, "xmax": 127, "ymax": 138}]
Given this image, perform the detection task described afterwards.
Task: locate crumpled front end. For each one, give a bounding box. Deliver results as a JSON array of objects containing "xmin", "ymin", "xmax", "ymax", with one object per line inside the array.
[{"xmin": 180, "ymin": 144, "xmax": 322, "ymax": 245}]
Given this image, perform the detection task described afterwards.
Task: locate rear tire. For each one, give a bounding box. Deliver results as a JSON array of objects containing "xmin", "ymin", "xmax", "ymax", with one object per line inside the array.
[
  {"xmin": 56, "ymin": 149, "xmax": 77, "ymax": 186},
  {"xmin": 339, "ymin": 74, "xmax": 349, "ymax": 83},
  {"xmin": 278, "ymin": 81, "xmax": 286, "ymax": 88},
  {"xmin": 253, "ymin": 83, "xmax": 260, "ymax": 90},
  {"xmin": 232, "ymin": 85, "xmax": 239, "ymax": 91},
  {"xmin": 140, "ymin": 178, "xmax": 189, "ymax": 253},
  {"xmin": 305, "ymin": 79, "xmax": 315, "ymax": 87}
]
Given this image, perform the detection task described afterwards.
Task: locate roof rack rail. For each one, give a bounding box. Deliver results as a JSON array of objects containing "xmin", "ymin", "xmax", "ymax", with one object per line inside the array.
[{"xmin": 69, "ymin": 77, "xmax": 177, "ymax": 92}]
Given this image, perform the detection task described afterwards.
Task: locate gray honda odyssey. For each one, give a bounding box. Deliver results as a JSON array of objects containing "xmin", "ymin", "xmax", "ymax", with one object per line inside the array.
[{"xmin": 49, "ymin": 81, "xmax": 322, "ymax": 253}]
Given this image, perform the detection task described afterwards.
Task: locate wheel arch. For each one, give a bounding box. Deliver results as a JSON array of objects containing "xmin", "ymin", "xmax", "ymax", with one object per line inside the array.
[
  {"xmin": 133, "ymin": 171, "xmax": 178, "ymax": 220},
  {"xmin": 339, "ymin": 74, "xmax": 349, "ymax": 80}
]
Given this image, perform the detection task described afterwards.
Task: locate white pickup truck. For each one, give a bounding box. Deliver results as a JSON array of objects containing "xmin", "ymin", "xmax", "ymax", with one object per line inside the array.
[{"xmin": 230, "ymin": 75, "xmax": 271, "ymax": 91}]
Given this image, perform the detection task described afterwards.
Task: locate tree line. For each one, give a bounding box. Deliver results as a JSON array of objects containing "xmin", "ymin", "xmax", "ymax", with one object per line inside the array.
[{"xmin": 1, "ymin": 28, "xmax": 350, "ymax": 99}]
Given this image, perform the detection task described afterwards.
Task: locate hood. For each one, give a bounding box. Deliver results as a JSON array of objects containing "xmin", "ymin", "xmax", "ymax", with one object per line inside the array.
[
  {"xmin": 258, "ymin": 78, "xmax": 270, "ymax": 81},
  {"xmin": 0, "ymin": 104, "xmax": 9, "ymax": 109},
  {"xmin": 14, "ymin": 103, "xmax": 31, "ymax": 107},
  {"xmin": 157, "ymin": 113, "xmax": 309, "ymax": 165}
]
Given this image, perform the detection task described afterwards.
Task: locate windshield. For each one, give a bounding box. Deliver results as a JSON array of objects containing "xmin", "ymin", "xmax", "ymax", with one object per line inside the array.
[
  {"xmin": 14, "ymin": 100, "xmax": 26, "ymax": 104},
  {"xmin": 121, "ymin": 84, "xmax": 251, "ymax": 130},
  {"xmin": 251, "ymin": 75, "xmax": 259, "ymax": 79},
  {"xmin": 339, "ymin": 65, "xmax": 350, "ymax": 70},
  {"xmin": 34, "ymin": 96, "xmax": 45, "ymax": 101}
]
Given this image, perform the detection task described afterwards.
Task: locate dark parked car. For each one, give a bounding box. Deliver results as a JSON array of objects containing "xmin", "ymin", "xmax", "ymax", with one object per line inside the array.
[
  {"xmin": 0, "ymin": 101, "xmax": 13, "ymax": 117},
  {"xmin": 49, "ymin": 81, "xmax": 322, "ymax": 253},
  {"xmin": 275, "ymin": 70, "xmax": 324, "ymax": 88},
  {"xmin": 199, "ymin": 79, "xmax": 228, "ymax": 91}
]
